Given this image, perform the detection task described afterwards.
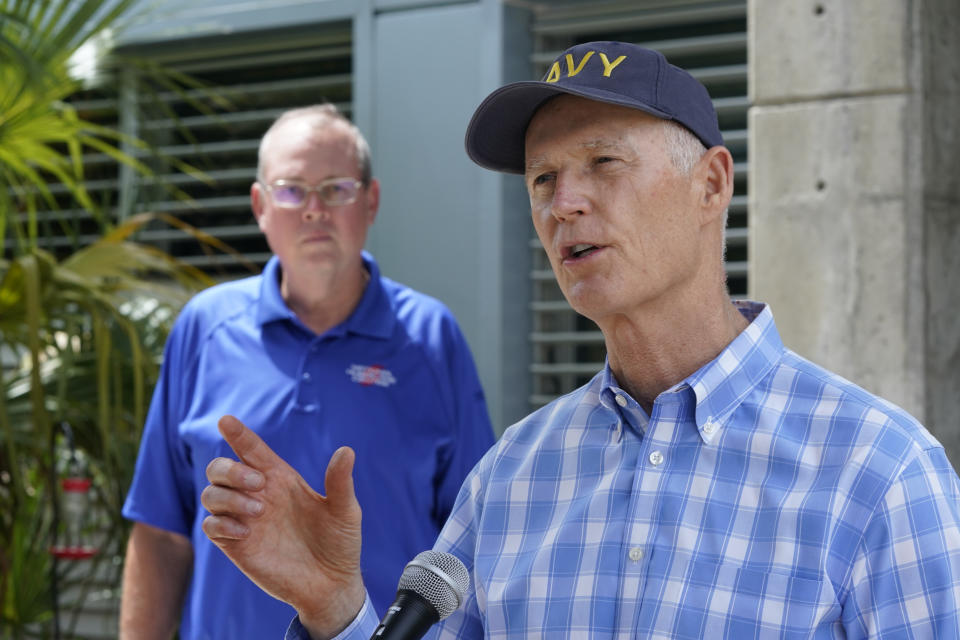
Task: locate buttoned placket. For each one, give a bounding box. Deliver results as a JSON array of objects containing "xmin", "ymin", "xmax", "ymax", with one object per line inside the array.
[
  {"xmin": 616, "ymin": 386, "xmax": 692, "ymax": 636},
  {"xmin": 601, "ymin": 388, "xmax": 651, "ymax": 635},
  {"xmin": 294, "ymin": 337, "xmax": 323, "ymax": 413}
]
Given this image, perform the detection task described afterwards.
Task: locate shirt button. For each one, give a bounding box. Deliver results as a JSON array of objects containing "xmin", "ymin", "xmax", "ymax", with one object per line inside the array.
[
  {"xmin": 703, "ymin": 420, "xmax": 717, "ymax": 435},
  {"xmin": 649, "ymin": 450, "xmax": 664, "ymax": 466},
  {"xmin": 615, "ymin": 394, "xmax": 628, "ymax": 407},
  {"xmin": 628, "ymin": 547, "xmax": 644, "ymax": 562},
  {"xmin": 302, "ymin": 372, "xmax": 311, "ymax": 382}
]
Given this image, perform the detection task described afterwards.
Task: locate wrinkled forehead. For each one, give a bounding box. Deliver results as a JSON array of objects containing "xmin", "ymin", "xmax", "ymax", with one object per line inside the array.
[{"xmin": 523, "ymin": 95, "xmax": 665, "ymax": 170}]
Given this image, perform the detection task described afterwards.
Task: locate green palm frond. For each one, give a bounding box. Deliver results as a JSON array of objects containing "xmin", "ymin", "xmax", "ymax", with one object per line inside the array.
[{"xmin": 0, "ymin": 0, "xmax": 221, "ymax": 252}]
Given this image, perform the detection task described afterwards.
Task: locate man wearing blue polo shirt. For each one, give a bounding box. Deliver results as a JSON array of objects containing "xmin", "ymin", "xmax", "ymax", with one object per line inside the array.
[{"xmin": 118, "ymin": 104, "xmax": 494, "ymax": 640}]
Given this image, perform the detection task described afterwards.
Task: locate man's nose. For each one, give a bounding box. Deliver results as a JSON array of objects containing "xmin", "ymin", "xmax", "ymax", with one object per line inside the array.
[
  {"xmin": 301, "ymin": 191, "xmax": 329, "ymax": 221},
  {"xmin": 550, "ymin": 173, "xmax": 591, "ymax": 222}
]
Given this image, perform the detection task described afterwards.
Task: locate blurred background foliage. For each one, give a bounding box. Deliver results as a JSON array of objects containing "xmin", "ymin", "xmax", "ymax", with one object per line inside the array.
[{"xmin": 1, "ymin": 0, "xmax": 238, "ymax": 636}]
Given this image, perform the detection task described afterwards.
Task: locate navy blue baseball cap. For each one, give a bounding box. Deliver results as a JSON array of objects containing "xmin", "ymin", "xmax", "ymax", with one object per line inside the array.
[{"xmin": 465, "ymin": 41, "xmax": 724, "ymax": 175}]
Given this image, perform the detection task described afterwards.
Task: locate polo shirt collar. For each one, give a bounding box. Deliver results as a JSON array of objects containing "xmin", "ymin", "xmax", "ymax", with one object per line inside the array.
[
  {"xmin": 347, "ymin": 252, "xmax": 395, "ymax": 339},
  {"xmin": 255, "ymin": 251, "xmax": 395, "ymax": 339}
]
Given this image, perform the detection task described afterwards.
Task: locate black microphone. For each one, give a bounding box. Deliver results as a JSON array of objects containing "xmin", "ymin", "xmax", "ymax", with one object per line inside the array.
[{"xmin": 370, "ymin": 550, "xmax": 469, "ymax": 640}]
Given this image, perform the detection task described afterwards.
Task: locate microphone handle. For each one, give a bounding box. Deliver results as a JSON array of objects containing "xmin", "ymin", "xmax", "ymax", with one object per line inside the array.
[{"xmin": 370, "ymin": 590, "xmax": 440, "ymax": 640}]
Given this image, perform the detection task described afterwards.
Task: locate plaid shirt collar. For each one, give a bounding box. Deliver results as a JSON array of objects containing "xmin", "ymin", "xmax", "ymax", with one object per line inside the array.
[{"xmin": 599, "ymin": 301, "xmax": 783, "ymax": 442}]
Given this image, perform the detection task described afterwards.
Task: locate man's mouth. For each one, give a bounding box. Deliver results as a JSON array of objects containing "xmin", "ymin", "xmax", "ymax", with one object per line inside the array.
[
  {"xmin": 568, "ymin": 243, "xmax": 599, "ymax": 259},
  {"xmin": 303, "ymin": 231, "xmax": 331, "ymax": 242}
]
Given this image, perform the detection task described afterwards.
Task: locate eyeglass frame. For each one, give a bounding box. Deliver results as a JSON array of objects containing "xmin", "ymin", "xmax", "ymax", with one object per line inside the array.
[{"xmin": 259, "ymin": 177, "xmax": 365, "ymax": 209}]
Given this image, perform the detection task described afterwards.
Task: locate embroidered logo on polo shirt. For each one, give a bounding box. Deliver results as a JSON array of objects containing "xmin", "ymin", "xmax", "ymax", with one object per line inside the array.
[{"xmin": 346, "ymin": 364, "xmax": 397, "ymax": 388}]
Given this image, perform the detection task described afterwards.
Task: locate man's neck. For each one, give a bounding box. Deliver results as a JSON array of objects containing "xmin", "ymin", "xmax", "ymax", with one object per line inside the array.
[
  {"xmin": 601, "ymin": 293, "xmax": 749, "ymax": 415},
  {"xmin": 281, "ymin": 265, "xmax": 369, "ymax": 336}
]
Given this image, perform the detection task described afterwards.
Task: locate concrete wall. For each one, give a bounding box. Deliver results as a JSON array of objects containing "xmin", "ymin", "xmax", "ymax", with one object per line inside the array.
[
  {"xmin": 920, "ymin": 0, "xmax": 960, "ymax": 465},
  {"xmin": 749, "ymin": 0, "xmax": 960, "ymax": 464}
]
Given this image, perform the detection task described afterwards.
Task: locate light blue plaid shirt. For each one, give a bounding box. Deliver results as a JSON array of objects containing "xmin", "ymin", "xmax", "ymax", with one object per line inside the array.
[{"xmin": 290, "ymin": 301, "xmax": 960, "ymax": 639}]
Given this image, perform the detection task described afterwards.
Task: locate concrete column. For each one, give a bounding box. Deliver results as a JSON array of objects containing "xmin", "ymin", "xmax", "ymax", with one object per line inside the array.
[{"xmin": 748, "ymin": 0, "xmax": 960, "ymax": 464}]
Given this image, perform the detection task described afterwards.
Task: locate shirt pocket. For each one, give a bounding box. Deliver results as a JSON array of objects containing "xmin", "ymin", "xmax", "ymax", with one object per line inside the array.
[
  {"xmin": 640, "ymin": 557, "xmax": 841, "ymax": 639},
  {"xmin": 725, "ymin": 565, "xmax": 840, "ymax": 638}
]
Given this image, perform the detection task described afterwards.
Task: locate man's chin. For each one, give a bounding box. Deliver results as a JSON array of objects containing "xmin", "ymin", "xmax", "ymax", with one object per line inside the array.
[
  {"xmin": 561, "ymin": 286, "xmax": 606, "ymax": 321},
  {"xmin": 296, "ymin": 245, "xmax": 338, "ymax": 264}
]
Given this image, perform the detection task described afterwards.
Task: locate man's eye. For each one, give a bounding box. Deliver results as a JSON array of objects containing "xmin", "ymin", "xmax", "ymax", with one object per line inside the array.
[
  {"xmin": 595, "ymin": 156, "xmax": 617, "ymax": 165},
  {"xmin": 532, "ymin": 173, "xmax": 554, "ymax": 186},
  {"xmin": 276, "ymin": 185, "xmax": 305, "ymax": 199}
]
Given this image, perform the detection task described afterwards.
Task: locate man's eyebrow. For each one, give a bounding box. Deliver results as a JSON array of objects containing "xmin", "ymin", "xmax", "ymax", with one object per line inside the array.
[
  {"xmin": 525, "ymin": 137, "xmax": 631, "ymax": 176},
  {"xmin": 525, "ymin": 156, "xmax": 549, "ymax": 176}
]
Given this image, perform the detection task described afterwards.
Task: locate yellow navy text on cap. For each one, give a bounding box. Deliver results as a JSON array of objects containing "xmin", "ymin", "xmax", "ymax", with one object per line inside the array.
[{"xmin": 545, "ymin": 51, "xmax": 628, "ymax": 83}]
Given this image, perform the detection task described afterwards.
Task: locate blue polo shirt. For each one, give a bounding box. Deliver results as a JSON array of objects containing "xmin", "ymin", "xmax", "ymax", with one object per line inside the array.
[{"xmin": 122, "ymin": 252, "xmax": 494, "ymax": 640}]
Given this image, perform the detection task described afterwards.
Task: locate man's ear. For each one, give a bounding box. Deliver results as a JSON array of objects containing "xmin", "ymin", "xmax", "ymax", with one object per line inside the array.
[
  {"xmin": 697, "ymin": 146, "xmax": 735, "ymax": 225},
  {"xmin": 251, "ymin": 182, "xmax": 266, "ymax": 228},
  {"xmin": 365, "ymin": 178, "xmax": 380, "ymax": 225}
]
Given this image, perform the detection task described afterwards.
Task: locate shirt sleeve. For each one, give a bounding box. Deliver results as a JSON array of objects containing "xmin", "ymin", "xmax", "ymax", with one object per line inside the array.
[
  {"xmin": 284, "ymin": 594, "xmax": 381, "ymax": 640},
  {"xmin": 841, "ymin": 447, "xmax": 960, "ymax": 637},
  {"xmin": 121, "ymin": 307, "xmax": 199, "ymax": 534},
  {"xmin": 430, "ymin": 315, "xmax": 495, "ymax": 527}
]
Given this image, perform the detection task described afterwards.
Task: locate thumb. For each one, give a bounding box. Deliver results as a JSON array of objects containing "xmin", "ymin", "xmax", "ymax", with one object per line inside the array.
[
  {"xmin": 324, "ymin": 446, "xmax": 358, "ymax": 511},
  {"xmin": 218, "ymin": 415, "xmax": 283, "ymax": 472}
]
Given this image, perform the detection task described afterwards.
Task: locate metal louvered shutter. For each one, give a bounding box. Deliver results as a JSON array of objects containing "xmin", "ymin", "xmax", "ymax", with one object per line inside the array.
[{"xmin": 527, "ymin": 0, "xmax": 749, "ymax": 410}]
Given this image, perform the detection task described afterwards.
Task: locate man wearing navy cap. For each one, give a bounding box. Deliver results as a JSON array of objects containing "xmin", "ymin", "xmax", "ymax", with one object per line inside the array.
[{"xmin": 199, "ymin": 43, "xmax": 960, "ymax": 638}]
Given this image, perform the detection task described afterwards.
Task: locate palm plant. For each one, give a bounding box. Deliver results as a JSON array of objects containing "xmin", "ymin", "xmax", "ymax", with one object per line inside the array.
[
  {"xmin": 0, "ymin": 223, "xmax": 214, "ymax": 638},
  {"xmin": 1, "ymin": 1, "xmax": 237, "ymax": 636}
]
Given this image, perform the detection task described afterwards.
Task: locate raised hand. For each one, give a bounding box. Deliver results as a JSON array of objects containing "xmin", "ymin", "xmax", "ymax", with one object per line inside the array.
[{"xmin": 201, "ymin": 415, "xmax": 365, "ymax": 639}]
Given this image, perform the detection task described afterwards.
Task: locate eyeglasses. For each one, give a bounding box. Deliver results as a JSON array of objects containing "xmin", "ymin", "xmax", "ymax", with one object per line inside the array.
[{"xmin": 261, "ymin": 177, "xmax": 363, "ymax": 209}]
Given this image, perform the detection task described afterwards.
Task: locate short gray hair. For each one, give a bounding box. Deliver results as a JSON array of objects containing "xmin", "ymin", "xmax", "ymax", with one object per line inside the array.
[
  {"xmin": 257, "ymin": 104, "xmax": 373, "ymax": 185},
  {"xmin": 662, "ymin": 121, "xmax": 731, "ymax": 247},
  {"xmin": 662, "ymin": 121, "xmax": 707, "ymax": 175}
]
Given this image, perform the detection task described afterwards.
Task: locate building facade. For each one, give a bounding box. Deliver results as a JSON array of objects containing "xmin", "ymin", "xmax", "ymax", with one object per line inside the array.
[{"xmin": 44, "ymin": 0, "xmax": 959, "ymax": 635}]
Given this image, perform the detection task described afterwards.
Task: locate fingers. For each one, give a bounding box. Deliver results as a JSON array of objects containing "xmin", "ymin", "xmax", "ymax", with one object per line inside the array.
[
  {"xmin": 324, "ymin": 446, "xmax": 359, "ymax": 513},
  {"xmin": 202, "ymin": 514, "xmax": 250, "ymax": 541},
  {"xmin": 218, "ymin": 415, "xmax": 283, "ymax": 472},
  {"xmin": 200, "ymin": 468, "xmax": 264, "ymax": 544},
  {"xmin": 206, "ymin": 456, "xmax": 264, "ymax": 491},
  {"xmin": 201, "ymin": 484, "xmax": 264, "ymax": 518}
]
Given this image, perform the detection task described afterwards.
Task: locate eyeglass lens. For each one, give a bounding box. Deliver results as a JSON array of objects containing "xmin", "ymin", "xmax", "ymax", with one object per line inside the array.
[{"xmin": 269, "ymin": 179, "xmax": 360, "ymax": 208}]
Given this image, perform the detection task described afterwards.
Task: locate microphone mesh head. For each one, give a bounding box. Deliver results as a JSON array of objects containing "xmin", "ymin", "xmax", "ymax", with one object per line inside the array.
[{"xmin": 397, "ymin": 550, "xmax": 470, "ymax": 619}]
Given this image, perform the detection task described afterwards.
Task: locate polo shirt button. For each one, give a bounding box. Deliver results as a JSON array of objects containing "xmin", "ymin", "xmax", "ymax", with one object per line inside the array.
[
  {"xmin": 628, "ymin": 547, "xmax": 644, "ymax": 562},
  {"xmin": 649, "ymin": 450, "xmax": 664, "ymax": 466},
  {"xmin": 302, "ymin": 372, "xmax": 311, "ymax": 382},
  {"xmin": 615, "ymin": 394, "xmax": 628, "ymax": 407}
]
